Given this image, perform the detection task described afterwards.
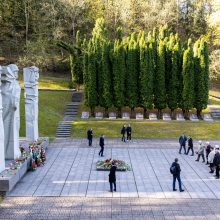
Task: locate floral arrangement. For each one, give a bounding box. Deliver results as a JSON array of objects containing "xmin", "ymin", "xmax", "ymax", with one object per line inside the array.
[
  {"xmin": 96, "ymin": 158, "xmax": 131, "ymax": 171},
  {"xmin": 0, "ymin": 139, "xmax": 47, "ymax": 177}
]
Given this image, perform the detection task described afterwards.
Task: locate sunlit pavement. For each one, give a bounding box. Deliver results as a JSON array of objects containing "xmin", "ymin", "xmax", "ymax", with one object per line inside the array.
[{"xmin": 1, "ymin": 138, "xmax": 220, "ymax": 219}]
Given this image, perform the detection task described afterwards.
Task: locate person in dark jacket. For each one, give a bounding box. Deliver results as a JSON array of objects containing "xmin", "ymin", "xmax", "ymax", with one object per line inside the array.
[
  {"xmin": 186, "ymin": 136, "xmax": 194, "ymax": 156},
  {"xmin": 179, "ymin": 133, "xmax": 187, "ymax": 154},
  {"xmin": 171, "ymin": 158, "xmax": 184, "ymax": 192},
  {"xmin": 205, "ymin": 142, "xmax": 212, "ymax": 165},
  {"xmin": 109, "ymin": 161, "xmax": 117, "ymax": 192},
  {"xmin": 121, "ymin": 125, "xmax": 126, "ymax": 142},
  {"xmin": 87, "ymin": 128, "xmax": 93, "ymax": 146},
  {"xmin": 213, "ymin": 146, "xmax": 220, "ymax": 179},
  {"xmin": 99, "ymin": 134, "xmax": 105, "ymax": 157},
  {"xmin": 127, "ymin": 124, "xmax": 132, "ymax": 141}
]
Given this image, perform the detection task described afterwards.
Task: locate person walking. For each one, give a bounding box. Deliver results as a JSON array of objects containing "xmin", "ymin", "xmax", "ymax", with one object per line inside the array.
[
  {"xmin": 121, "ymin": 125, "xmax": 126, "ymax": 142},
  {"xmin": 208, "ymin": 146, "xmax": 216, "ymax": 173},
  {"xmin": 195, "ymin": 140, "xmax": 205, "ymax": 162},
  {"xmin": 205, "ymin": 142, "xmax": 212, "ymax": 165},
  {"xmin": 109, "ymin": 161, "xmax": 117, "ymax": 192},
  {"xmin": 170, "ymin": 158, "xmax": 184, "ymax": 192},
  {"xmin": 99, "ymin": 134, "xmax": 105, "ymax": 157},
  {"xmin": 213, "ymin": 146, "xmax": 220, "ymax": 179},
  {"xmin": 87, "ymin": 128, "xmax": 93, "ymax": 146},
  {"xmin": 179, "ymin": 133, "xmax": 187, "ymax": 154},
  {"xmin": 186, "ymin": 135, "xmax": 194, "ymax": 156},
  {"xmin": 127, "ymin": 124, "xmax": 132, "ymax": 141}
]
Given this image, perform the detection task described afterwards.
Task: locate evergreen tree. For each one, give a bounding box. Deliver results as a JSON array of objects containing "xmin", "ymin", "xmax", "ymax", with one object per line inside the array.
[
  {"xmin": 87, "ymin": 40, "xmax": 98, "ymax": 115},
  {"xmin": 102, "ymin": 41, "xmax": 113, "ymax": 110},
  {"xmin": 126, "ymin": 33, "xmax": 139, "ymax": 109},
  {"xmin": 112, "ymin": 40, "xmax": 126, "ymax": 113},
  {"xmin": 194, "ymin": 38, "xmax": 209, "ymax": 117},
  {"xmin": 182, "ymin": 39, "xmax": 195, "ymax": 117},
  {"xmin": 154, "ymin": 39, "xmax": 166, "ymax": 118},
  {"xmin": 92, "ymin": 18, "xmax": 108, "ymax": 107},
  {"xmin": 82, "ymin": 38, "xmax": 89, "ymax": 106},
  {"xmin": 139, "ymin": 36, "xmax": 154, "ymax": 112},
  {"xmin": 168, "ymin": 42, "xmax": 179, "ymax": 116}
]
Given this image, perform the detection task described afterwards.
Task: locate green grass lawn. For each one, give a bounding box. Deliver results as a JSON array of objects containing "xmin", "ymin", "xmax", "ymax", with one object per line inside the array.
[
  {"xmin": 72, "ymin": 120, "xmax": 220, "ymax": 140},
  {"xmin": 19, "ymin": 75, "xmax": 70, "ymax": 90},
  {"xmin": 20, "ymin": 91, "xmax": 72, "ymax": 138}
]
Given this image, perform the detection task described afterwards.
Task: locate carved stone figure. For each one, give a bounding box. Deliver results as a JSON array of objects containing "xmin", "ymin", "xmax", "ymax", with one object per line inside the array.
[
  {"xmin": 1, "ymin": 64, "xmax": 21, "ymax": 159},
  {"xmin": 0, "ymin": 66, "xmax": 5, "ymax": 172},
  {"xmin": 23, "ymin": 66, "xmax": 39, "ymax": 141}
]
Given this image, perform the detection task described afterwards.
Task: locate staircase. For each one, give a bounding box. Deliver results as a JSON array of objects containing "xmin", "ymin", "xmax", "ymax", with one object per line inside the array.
[
  {"xmin": 56, "ymin": 92, "xmax": 83, "ymax": 138},
  {"xmin": 210, "ymin": 106, "xmax": 220, "ymax": 120}
]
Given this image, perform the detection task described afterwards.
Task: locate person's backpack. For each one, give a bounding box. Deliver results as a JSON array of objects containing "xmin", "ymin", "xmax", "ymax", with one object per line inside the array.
[{"xmin": 170, "ymin": 164, "xmax": 177, "ymax": 174}]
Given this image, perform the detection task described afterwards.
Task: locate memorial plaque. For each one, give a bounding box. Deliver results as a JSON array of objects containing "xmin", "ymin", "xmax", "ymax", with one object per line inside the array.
[
  {"xmin": 136, "ymin": 113, "xmax": 144, "ymax": 120},
  {"xmin": 162, "ymin": 113, "xmax": 171, "ymax": 120},
  {"xmin": 176, "ymin": 113, "xmax": 185, "ymax": 121},
  {"xmin": 109, "ymin": 112, "xmax": 116, "ymax": 119},
  {"xmin": 190, "ymin": 113, "xmax": 199, "ymax": 121},
  {"xmin": 81, "ymin": 111, "xmax": 89, "ymax": 119},
  {"xmin": 95, "ymin": 112, "xmax": 103, "ymax": 119},
  {"xmin": 149, "ymin": 113, "xmax": 157, "ymax": 120},
  {"xmin": 122, "ymin": 112, "xmax": 130, "ymax": 119},
  {"xmin": 203, "ymin": 114, "xmax": 213, "ymax": 121}
]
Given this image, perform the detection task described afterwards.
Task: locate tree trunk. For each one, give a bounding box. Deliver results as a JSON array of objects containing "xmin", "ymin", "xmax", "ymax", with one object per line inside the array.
[
  {"xmin": 197, "ymin": 109, "xmax": 202, "ymax": 119},
  {"xmin": 171, "ymin": 109, "xmax": 174, "ymax": 119}
]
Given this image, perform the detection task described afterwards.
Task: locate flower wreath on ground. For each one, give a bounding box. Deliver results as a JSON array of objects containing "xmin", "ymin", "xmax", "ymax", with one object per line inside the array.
[{"xmin": 96, "ymin": 158, "xmax": 131, "ymax": 171}]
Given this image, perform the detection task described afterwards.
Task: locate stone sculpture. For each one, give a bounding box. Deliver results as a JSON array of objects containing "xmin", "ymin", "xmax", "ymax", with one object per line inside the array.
[
  {"xmin": 1, "ymin": 64, "xmax": 21, "ymax": 159},
  {"xmin": 23, "ymin": 66, "xmax": 39, "ymax": 141},
  {"xmin": 0, "ymin": 66, "xmax": 5, "ymax": 172}
]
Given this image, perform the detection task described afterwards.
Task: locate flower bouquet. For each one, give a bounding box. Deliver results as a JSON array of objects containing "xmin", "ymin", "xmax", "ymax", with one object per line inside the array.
[{"xmin": 96, "ymin": 158, "xmax": 131, "ymax": 171}]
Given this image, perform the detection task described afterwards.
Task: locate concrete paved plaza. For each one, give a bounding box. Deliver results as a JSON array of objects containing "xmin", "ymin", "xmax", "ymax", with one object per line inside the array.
[{"xmin": 1, "ymin": 138, "xmax": 220, "ymax": 219}]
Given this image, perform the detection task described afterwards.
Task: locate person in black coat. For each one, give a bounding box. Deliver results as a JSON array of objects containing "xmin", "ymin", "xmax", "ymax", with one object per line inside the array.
[
  {"xmin": 205, "ymin": 142, "xmax": 212, "ymax": 165},
  {"xmin": 179, "ymin": 133, "xmax": 187, "ymax": 154},
  {"xmin": 127, "ymin": 124, "xmax": 132, "ymax": 141},
  {"xmin": 121, "ymin": 125, "xmax": 126, "ymax": 142},
  {"xmin": 213, "ymin": 146, "xmax": 220, "ymax": 179},
  {"xmin": 87, "ymin": 128, "xmax": 93, "ymax": 146},
  {"xmin": 186, "ymin": 136, "xmax": 194, "ymax": 156},
  {"xmin": 99, "ymin": 134, "xmax": 105, "ymax": 157},
  {"xmin": 171, "ymin": 158, "xmax": 184, "ymax": 192},
  {"xmin": 109, "ymin": 161, "xmax": 117, "ymax": 192}
]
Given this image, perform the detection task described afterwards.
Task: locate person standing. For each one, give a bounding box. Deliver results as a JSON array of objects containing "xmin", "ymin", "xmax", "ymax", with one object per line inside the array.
[
  {"xmin": 127, "ymin": 124, "xmax": 132, "ymax": 141},
  {"xmin": 205, "ymin": 142, "xmax": 212, "ymax": 165},
  {"xmin": 121, "ymin": 125, "xmax": 126, "ymax": 142},
  {"xmin": 213, "ymin": 146, "xmax": 220, "ymax": 179},
  {"xmin": 179, "ymin": 133, "xmax": 187, "ymax": 154},
  {"xmin": 170, "ymin": 158, "xmax": 184, "ymax": 192},
  {"xmin": 195, "ymin": 140, "xmax": 205, "ymax": 162},
  {"xmin": 99, "ymin": 134, "xmax": 105, "ymax": 157},
  {"xmin": 109, "ymin": 161, "xmax": 117, "ymax": 192},
  {"xmin": 186, "ymin": 135, "xmax": 194, "ymax": 156},
  {"xmin": 208, "ymin": 146, "xmax": 215, "ymax": 173},
  {"xmin": 87, "ymin": 128, "xmax": 93, "ymax": 146}
]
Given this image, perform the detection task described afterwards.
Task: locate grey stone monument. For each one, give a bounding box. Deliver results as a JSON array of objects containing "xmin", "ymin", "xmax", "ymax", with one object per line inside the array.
[
  {"xmin": 0, "ymin": 66, "xmax": 5, "ymax": 173},
  {"xmin": 1, "ymin": 64, "xmax": 21, "ymax": 159},
  {"xmin": 23, "ymin": 66, "xmax": 39, "ymax": 141}
]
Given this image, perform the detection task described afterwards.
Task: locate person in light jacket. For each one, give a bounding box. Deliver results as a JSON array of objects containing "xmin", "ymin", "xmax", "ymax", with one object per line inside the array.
[
  {"xmin": 195, "ymin": 140, "xmax": 205, "ymax": 162},
  {"xmin": 208, "ymin": 146, "xmax": 216, "ymax": 173}
]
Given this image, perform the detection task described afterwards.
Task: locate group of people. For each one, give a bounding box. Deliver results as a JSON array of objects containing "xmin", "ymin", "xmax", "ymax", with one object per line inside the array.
[
  {"xmin": 178, "ymin": 133, "xmax": 220, "ymax": 178},
  {"xmin": 120, "ymin": 124, "xmax": 132, "ymax": 142}
]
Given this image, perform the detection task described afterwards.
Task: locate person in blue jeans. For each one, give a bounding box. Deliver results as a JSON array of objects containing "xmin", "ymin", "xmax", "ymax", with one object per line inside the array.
[
  {"xmin": 179, "ymin": 133, "xmax": 187, "ymax": 154},
  {"xmin": 171, "ymin": 158, "xmax": 184, "ymax": 192}
]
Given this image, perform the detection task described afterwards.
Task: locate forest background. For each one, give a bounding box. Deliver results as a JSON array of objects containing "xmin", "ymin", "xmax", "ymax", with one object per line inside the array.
[{"xmin": 0, "ymin": 0, "xmax": 219, "ymax": 87}]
